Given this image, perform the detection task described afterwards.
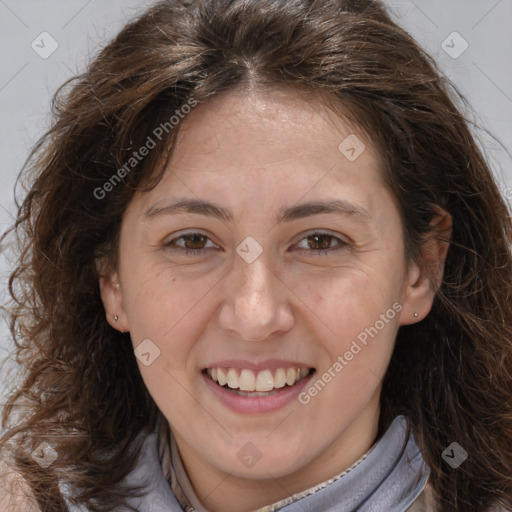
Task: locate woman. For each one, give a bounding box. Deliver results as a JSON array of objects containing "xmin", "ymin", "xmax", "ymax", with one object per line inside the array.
[{"xmin": 1, "ymin": 0, "xmax": 511, "ymax": 511}]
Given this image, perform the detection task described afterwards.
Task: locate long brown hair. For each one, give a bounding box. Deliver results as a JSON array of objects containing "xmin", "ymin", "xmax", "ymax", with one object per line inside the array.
[{"xmin": 1, "ymin": 0, "xmax": 511, "ymax": 510}]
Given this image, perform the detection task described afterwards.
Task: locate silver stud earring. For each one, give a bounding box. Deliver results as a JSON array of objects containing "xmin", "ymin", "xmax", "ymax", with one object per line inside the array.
[
  {"xmin": 114, "ymin": 314, "xmax": 119, "ymax": 321},
  {"xmin": 413, "ymin": 312, "xmax": 419, "ymax": 318}
]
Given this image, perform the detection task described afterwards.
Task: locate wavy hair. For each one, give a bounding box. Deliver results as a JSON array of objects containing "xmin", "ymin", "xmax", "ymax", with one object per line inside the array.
[{"xmin": 1, "ymin": 0, "xmax": 511, "ymax": 510}]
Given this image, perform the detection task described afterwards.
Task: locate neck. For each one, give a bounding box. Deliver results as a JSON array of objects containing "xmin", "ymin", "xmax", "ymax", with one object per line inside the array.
[{"xmin": 172, "ymin": 399, "xmax": 380, "ymax": 512}]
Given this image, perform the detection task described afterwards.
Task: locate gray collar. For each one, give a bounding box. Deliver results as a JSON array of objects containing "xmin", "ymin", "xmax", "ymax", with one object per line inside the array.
[{"xmin": 65, "ymin": 415, "xmax": 429, "ymax": 511}]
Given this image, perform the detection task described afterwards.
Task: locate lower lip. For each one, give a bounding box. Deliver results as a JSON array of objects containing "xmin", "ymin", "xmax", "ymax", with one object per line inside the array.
[{"xmin": 202, "ymin": 371, "xmax": 315, "ymax": 414}]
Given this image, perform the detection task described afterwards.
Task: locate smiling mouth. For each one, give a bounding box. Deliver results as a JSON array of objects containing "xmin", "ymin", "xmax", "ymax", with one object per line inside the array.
[{"xmin": 203, "ymin": 367, "xmax": 316, "ymax": 397}]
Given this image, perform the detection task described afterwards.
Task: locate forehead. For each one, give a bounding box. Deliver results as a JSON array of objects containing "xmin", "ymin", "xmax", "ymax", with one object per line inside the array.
[
  {"xmin": 171, "ymin": 87, "xmax": 375, "ymax": 171},
  {"xmin": 127, "ymin": 86, "xmax": 394, "ymax": 228}
]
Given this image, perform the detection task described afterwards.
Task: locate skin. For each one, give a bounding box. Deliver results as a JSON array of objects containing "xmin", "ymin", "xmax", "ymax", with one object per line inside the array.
[{"xmin": 98, "ymin": 87, "xmax": 451, "ymax": 512}]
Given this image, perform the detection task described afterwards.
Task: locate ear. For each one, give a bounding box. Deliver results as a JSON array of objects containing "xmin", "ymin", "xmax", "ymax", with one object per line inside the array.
[
  {"xmin": 96, "ymin": 258, "xmax": 130, "ymax": 333},
  {"xmin": 400, "ymin": 207, "xmax": 452, "ymax": 325}
]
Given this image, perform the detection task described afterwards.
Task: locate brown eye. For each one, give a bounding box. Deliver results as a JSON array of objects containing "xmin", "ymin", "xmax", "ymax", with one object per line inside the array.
[
  {"xmin": 294, "ymin": 231, "xmax": 348, "ymax": 255},
  {"xmin": 164, "ymin": 232, "xmax": 218, "ymax": 255},
  {"xmin": 306, "ymin": 234, "xmax": 335, "ymax": 250},
  {"xmin": 181, "ymin": 233, "xmax": 208, "ymax": 250}
]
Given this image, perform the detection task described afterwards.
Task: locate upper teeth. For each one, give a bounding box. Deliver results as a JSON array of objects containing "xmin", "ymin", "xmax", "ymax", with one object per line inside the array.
[{"xmin": 206, "ymin": 367, "xmax": 310, "ymax": 392}]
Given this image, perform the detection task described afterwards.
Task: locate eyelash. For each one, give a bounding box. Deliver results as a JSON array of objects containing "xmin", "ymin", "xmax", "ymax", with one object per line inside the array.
[{"xmin": 163, "ymin": 231, "xmax": 348, "ymax": 257}]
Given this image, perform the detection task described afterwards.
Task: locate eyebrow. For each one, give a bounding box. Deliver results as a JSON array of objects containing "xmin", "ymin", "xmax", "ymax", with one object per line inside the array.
[{"xmin": 143, "ymin": 198, "xmax": 371, "ymax": 223}]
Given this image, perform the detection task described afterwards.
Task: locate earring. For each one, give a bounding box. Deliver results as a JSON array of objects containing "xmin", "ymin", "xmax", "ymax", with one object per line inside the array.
[
  {"xmin": 113, "ymin": 283, "xmax": 120, "ymax": 290},
  {"xmin": 413, "ymin": 312, "xmax": 419, "ymax": 318},
  {"xmin": 114, "ymin": 314, "xmax": 119, "ymax": 321}
]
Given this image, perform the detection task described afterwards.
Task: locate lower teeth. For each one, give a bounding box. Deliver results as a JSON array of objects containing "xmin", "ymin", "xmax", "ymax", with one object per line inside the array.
[
  {"xmin": 226, "ymin": 388, "xmax": 280, "ymax": 397},
  {"xmin": 221, "ymin": 382, "xmax": 295, "ymax": 397}
]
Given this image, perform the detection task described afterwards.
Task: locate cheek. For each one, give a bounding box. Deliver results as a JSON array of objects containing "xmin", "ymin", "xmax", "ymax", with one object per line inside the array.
[
  {"xmin": 121, "ymin": 260, "xmax": 217, "ymax": 339},
  {"xmin": 297, "ymin": 274, "xmax": 400, "ymax": 421},
  {"xmin": 301, "ymin": 269, "xmax": 399, "ymax": 332},
  {"xmin": 123, "ymin": 268, "xmax": 211, "ymax": 412},
  {"xmin": 296, "ymin": 270, "xmax": 400, "ymax": 376}
]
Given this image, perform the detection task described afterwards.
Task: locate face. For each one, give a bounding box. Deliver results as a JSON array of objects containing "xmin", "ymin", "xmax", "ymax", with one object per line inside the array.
[{"xmin": 99, "ymin": 87, "xmax": 439, "ymax": 505}]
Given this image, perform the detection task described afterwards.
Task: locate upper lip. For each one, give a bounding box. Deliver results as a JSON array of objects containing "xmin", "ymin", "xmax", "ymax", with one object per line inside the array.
[{"xmin": 203, "ymin": 359, "xmax": 314, "ymax": 371}]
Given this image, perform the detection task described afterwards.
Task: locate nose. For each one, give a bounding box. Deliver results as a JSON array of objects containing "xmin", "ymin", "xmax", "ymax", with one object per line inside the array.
[{"xmin": 217, "ymin": 253, "xmax": 294, "ymax": 342}]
